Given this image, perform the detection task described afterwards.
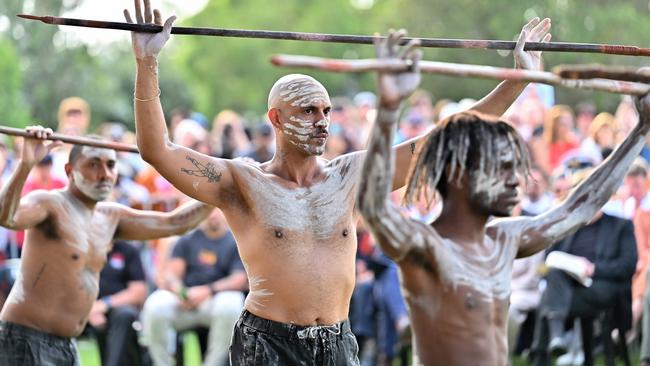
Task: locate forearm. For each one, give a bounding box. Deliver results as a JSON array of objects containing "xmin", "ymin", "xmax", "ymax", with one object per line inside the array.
[
  {"xmin": 470, "ymin": 80, "xmax": 528, "ymax": 117},
  {"xmin": 163, "ymin": 201, "xmax": 213, "ymax": 236},
  {"xmin": 358, "ymin": 107, "xmax": 413, "ymax": 260},
  {"xmin": 209, "ymin": 271, "xmax": 247, "ymax": 293},
  {"xmin": 134, "ymin": 56, "xmax": 169, "ymax": 163},
  {"xmin": 0, "ymin": 160, "xmax": 32, "ymax": 227},
  {"xmin": 102, "ymin": 282, "xmax": 147, "ymax": 308}
]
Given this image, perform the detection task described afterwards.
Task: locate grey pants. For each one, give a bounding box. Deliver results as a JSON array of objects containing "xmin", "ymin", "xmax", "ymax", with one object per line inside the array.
[
  {"xmin": 230, "ymin": 310, "xmax": 360, "ymax": 366},
  {"xmin": 0, "ymin": 320, "xmax": 80, "ymax": 366}
]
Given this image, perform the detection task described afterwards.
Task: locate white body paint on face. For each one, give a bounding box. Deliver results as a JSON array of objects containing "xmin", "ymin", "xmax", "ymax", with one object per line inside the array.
[
  {"xmin": 246, "ymin": 156, "xmax": 361, "ymax": 239},
  {"xmin": 73, "ymin": 146, "xmax": 117, "ymax": 201},
  {"xmin": 434, "ymin": 234, "xmax": 517, "ymax": 300},
  {"xmin": 471, "ymin": 142, "xmax": 515, "ymax": 204},
  {"xmin": 279, "ymin": 78, "xmax": 329, "ymax": 108},
  {"xmin": 283, "ymin": 116, "xmax": 327, "ymax": 155}
]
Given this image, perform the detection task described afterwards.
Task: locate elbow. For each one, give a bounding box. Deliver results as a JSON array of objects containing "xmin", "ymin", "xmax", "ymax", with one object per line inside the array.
[{"xmin": 137, "ymin": 136, "xmax": 172, "ymax": 165}]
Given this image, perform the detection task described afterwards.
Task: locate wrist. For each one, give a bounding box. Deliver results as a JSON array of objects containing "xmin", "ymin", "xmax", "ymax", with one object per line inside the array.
[
  {"xmin": 209, "ymin": 283, "xmax": 219, "ymax": 296},
  {"xmin": 376, "ymin": 104, "xmax": 401, "ymax": 124},
  {"xmin": 100, "ymin": 296, "xmax": 112, "ymax": 310}
]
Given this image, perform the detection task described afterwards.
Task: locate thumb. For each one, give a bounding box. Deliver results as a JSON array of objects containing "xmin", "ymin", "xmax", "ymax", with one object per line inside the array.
[
  {"xmin": 163, "ymin": 15, "xmax": 177, "ymax": 35},
  {"xmin": 514, "ymin": 30, "xmax": 527, "ymax": 55}
]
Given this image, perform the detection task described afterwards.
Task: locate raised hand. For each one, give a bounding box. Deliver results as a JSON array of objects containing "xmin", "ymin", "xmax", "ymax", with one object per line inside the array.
[
  {"xmin": 514, "ymin": 17, "xmax": 552, "ymax": 71},
  {"xmin": 21, "ymin": 126, "xmax": 62, "ymax": 165},
  {"xmin": 124, "ymin": 0, "xmax": 176, "ymax": 59},
  {"xmin": 375, "ymin": 29, "xmax": 422, "ymax": 110}
]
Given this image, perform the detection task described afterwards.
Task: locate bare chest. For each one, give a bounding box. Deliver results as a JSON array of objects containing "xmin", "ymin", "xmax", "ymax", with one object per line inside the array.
[{"xmin": 245, "ymin": 164, "xmax": 359, "ymax": 240}]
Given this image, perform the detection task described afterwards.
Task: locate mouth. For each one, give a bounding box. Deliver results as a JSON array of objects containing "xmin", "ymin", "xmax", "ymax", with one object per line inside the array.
[{"xmin": 311, "ymin": 131, "xmax": 329, "ymax": 139}]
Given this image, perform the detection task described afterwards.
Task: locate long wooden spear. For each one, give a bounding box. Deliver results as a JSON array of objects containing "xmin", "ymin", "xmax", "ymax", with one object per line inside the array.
[
  {"xmin": 270, "ymin": 55, "xmax": 650, "ymax": 96},
  {"xmin": 0, "ymin": 126, "xmax": 139, "ymax": 153},
  {"xmin": 16, "ymin": 14, "xmax": 650, "ymax": 57},
  {"xmin": 552, "ymin": 64, "xmax": 650, "ymax": 84}
]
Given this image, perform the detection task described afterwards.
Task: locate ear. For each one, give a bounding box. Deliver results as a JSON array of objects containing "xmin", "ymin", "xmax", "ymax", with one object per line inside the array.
[
  {"xmin": 268, "ymin": 108, "xmax": 281, "ymax": 129},
  {"xmin": 64, "ymin": 163, "xmax": 72, "ymax": 179}
]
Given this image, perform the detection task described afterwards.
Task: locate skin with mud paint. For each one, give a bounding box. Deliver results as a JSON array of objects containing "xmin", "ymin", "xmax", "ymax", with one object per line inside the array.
[
  {"xmin": 359, "ymin": 88, "xmax": 650, "ymax": 366},
  {"xmin": 129, "ymin": 3, "xmax": 544, "ymax": 327},
  {"xmin": 0, "ymin": 127, "xmax": 212, "ymax": 338}
]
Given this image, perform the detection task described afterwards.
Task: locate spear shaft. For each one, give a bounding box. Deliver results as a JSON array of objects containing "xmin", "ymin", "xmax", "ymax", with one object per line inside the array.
[
  {"xmin": 0, "ymin": 125, "xmax": 139, "ymax": 153},
  {"xmin": 16, "ymin": 14, "xmax": 650, "ymax": 56},
  {"xmin": 270, "ymin": 55, "xmax": 650, "ymax": 96}
]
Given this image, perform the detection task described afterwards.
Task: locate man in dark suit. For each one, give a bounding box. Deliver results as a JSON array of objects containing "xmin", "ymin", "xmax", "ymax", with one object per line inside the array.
[{"xmin": 531, "ymin": 208, "xmax": 637, "ymax": 365}]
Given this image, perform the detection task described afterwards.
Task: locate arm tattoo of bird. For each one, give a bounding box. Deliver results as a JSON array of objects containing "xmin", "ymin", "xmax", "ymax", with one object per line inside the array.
[{"xmin": 180, "ymin": 156, "xmax": 222, "ymax": 183}]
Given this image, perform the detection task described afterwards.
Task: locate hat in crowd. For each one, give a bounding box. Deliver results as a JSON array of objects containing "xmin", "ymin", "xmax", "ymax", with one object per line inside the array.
[{"xmin": 57, "ymin": 97, "xmax": 90, "ymax": 123}]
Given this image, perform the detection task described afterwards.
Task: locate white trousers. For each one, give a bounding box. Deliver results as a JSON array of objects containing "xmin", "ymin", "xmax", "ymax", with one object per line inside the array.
[{"xmin": 141, "ymin": 289, "xmax": 244, "ymax": 366}]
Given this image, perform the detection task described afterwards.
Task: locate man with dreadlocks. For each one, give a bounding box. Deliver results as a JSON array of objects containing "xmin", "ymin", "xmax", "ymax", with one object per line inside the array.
[{"xmin": 358, "ymin": 63, "xmax": 650, "ymax": 366}]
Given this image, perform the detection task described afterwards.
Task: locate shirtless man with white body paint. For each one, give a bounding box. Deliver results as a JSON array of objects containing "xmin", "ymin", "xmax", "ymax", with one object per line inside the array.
[
  {"xmin": 124, "ymin": 0, "xmax": 548, "ymax": 363},
  {"xmin": 358, "ymin": 40, "xmax": 650, "ymax": 366},
  {"xmin": 0, "ymin": 126, "xmax": 213, "ymax": 365}
]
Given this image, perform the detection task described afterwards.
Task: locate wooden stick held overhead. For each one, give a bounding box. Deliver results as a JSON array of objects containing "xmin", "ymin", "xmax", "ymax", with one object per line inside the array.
[
  {"xmin": 16, "ymin": 14, "xmax": 650, "ymax": 57},
  {"xmin": 553, "ymin": 64, "xmax": 650, "ymax": 84},
  {"xmin": 270, "ymin": 55, "xmax": 650, "ymax": 96},
  {"xmin": 0, "ymin": 126, "xmax": 140, "ymax": 154}
]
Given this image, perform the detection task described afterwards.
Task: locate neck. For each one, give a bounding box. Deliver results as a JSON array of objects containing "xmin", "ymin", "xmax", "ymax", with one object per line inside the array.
[
  {"xmin": 267, "ymin": 142, "xmax": 323, "ymax": 186},
  {"xmin": 434, "ymin": 198, "xmax": 489, "ymax": 245},
  {"xmin": 201, "ymin": 225, "xmax": 227, "ymax": 239},
  {"xmin": 64, "ymin": 187, "xmax": 97, "ymax": 211}
]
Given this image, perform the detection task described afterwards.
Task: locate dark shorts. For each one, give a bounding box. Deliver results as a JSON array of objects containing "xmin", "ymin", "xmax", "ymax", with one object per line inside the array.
[
  {"xmin": 0, "ymin": 321, "xmax": 80, "ymax": 366},
  {"xmin": 230, "ymin": 310, "xmax": 360, "ymax": 366}
]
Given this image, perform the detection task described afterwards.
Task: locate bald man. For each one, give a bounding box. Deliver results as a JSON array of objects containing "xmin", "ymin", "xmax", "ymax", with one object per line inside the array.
[
  {"xmin": 0, "ymin": 126, "xmax": 212, "ymax": 365},
  {"xmin": 125, "ymin": 0, "xmax": 548, "ymax": 363}
]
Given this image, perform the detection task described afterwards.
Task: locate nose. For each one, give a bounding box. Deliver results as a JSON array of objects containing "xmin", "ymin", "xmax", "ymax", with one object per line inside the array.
[
  {"xmin": 99, "ymin": 163, "xmax": 115, "ymax": 181},
  {"xmin": 314, "ymin": 118, "xmax": 328, "ymax": 128}
]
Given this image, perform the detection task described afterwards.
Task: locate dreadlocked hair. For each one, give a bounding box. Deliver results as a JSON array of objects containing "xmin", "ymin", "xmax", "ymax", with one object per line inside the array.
[{"xmin": 404, "ymin": 111, "xmax": 531, "ymax": 207}]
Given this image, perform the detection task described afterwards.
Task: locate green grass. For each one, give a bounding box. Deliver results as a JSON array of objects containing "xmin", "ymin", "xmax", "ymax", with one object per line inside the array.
[{"xmin": 78, "ymin": 332, "xmax": 202, "ymax": 366}]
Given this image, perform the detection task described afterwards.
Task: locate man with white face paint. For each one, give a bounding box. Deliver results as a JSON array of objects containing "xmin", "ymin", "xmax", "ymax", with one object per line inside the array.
[
  {"xmin": 358, "ymin": 60, "xmax": 650, "ymax": 366},
  {"xmin": 125, "ymin": 0, "xmax": 550, "ymax": 363},
  {"xmin": 0, "ymin": 126, "xmax": 213, "ymax": 365}
]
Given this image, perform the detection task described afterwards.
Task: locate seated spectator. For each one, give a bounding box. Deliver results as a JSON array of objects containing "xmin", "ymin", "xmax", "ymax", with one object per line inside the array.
[
  {"xmin": 141, "ymin": 208, "xmax": 247, "ymax": 366},
  {"xmin": 242, "ymin": 123, "xmax": 275, "ymax": 163},
  {"xmin": 85, "ymin": 240, "xmax": 149, "ymax": 366},
  {"xmin": 530, "ymin": 170, "xmax": 637, "ymax": 366},
  {"xmin": 542, "ymin": 105, "xmax": 580, "ymax": 173}
]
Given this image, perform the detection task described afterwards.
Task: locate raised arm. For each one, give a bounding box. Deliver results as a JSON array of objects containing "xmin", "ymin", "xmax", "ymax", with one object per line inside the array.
[
  {"xmin": 109, "ymin": 199, "xmax": 213, "ymax": 241},
  {"xmin": 0, "ymin": 126, "xmax": 61, "ymax": 230},
  {"xmin": 390, "ymin": 17, "xmax": 551, "ymax": 189},
  {"xmin": 125, "ymin": 0, "xmax": 239, "ymax": 208},
  {"xmin": 507, "ymin": 94, "xmax": 650, "ymax": 258},
  {"xmin": 357, "ymin": 30, "xmax": 429, "ymax": 261}
]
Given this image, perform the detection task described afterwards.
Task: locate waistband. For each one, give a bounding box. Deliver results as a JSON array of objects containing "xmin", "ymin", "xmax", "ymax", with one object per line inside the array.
[
  {"xmin": 239, "ymin": 310, "xmax": 352, "ymax": 340},
  {"xmin": 0, "ymin": 321, "xmax": 73, "ymax": 346}
]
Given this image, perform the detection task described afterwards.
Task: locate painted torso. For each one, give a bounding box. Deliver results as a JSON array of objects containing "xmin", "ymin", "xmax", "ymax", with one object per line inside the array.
[
  {"xmin": 223, "ymin": 154, "xmax": 362, "ymax": 325},
  {"xmin": 399, "ymin": 225, "xmax": 518, "ymax": 366},
  {"xmin": 0, "ymin": 191, "xmax": 120, "ymax": 337}
]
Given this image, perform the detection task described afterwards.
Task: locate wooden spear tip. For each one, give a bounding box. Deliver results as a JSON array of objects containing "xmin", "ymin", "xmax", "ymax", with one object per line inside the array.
[{"xmin": 16, "ymin": 14, "xmax": 42, "ymax": 20}]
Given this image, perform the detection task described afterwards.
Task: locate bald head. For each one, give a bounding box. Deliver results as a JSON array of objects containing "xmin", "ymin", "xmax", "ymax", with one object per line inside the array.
[{"xmin": 268, "ymin": 74, "xmax": 330, "ymax": 110}]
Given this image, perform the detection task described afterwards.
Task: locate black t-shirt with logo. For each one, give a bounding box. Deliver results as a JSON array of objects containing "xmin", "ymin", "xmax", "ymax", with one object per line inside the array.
[
  {"xmin": 99, "ymin": 241, "xmax": 146, "ymax": 298},
  {"xmin": 171, "ymin": 229, "xmax": 244, "ymax": 287}
]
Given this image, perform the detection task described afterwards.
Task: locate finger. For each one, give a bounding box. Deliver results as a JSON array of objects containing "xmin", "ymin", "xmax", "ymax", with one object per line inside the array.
[
  {"xmin": 144, "ymin": 0, "xmax": 152, "ymax": 23},
  {"xmin": 373, "ymin": 32, "xmax": 384, "ymax": 58},
  {"xmin": 410, "ymin": 49, "xmax": 423, "ymax": 73},
  {"xmin": 522, "ymin": 17, "xmax": 539, "ymax": 34},
  {"xmin": 163, "ymin": 15, "xmax": 177, "ymax": 35},
  {"xmin": 386, "ymin": 29, "xmax": 397, "ymax": 56},
  {"xmin": 46, "ymin": 141, "xmax": 64, "ymax": 152},
  {"xmin": 515, "ymin": 30, "xmax": 527, "ymax": 55},
  {"xmin": 153, "ymin": 9, "xmax": 162, "ymax": 26},
  {"xmin": 541, "ymin": 33, "xmax": 552, "ymax": 43},
  {"xmin": 393, "ymin": 28, "xmax": 408, "ymax": 55},
  {"xmin": 531, "ymin": 18, "xmax": 551, "ymax": 40},
  {"xmin": 134, "ymin": 0, "xmax": 144, "ymax": 24},
  {"xmin": 399, "ymin": 38, "xmax": 420, "ymax": 59},
  {"xmin": 124, "ymin": 9, "xmax": 134, "ymax": 23}
]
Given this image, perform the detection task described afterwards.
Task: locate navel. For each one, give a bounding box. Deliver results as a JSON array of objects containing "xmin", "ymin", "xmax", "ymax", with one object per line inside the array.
[
  {"xmin": 465, "ymin": 292, "xmax": 476, "ymax": 310},
  {"xmin": 71, "ymin": 253, "xmax": 80, "ymax": 260},
  {"xmin": 275, "ymin": 230, "xmax": 283, "ymax": 239},
  {"xmin": 342, "ymin": 228, "xmax": 349, "ymax": 237}
]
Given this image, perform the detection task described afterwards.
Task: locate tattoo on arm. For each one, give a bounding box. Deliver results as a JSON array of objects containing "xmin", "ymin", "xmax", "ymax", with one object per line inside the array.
[
  {"xmin": 32, "ymin": 264, "xmax": 46, "ymax": 289},
  {"xmin": 410, "ymin": 142, "xmax": 416, "ymax": 155},
  {"xmin": 180, "ymin": 156, "xmax": 222, "ymax": 183}
]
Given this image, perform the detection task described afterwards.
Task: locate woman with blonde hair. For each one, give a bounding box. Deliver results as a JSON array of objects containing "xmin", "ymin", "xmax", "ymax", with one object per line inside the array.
[
  {"xmin": 579, "ymin": 112, "xmax": 618, "ymax": 163},
  {"xmin": 542, "ymin": 104, "xmax": 579, "ymax": 171}
]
